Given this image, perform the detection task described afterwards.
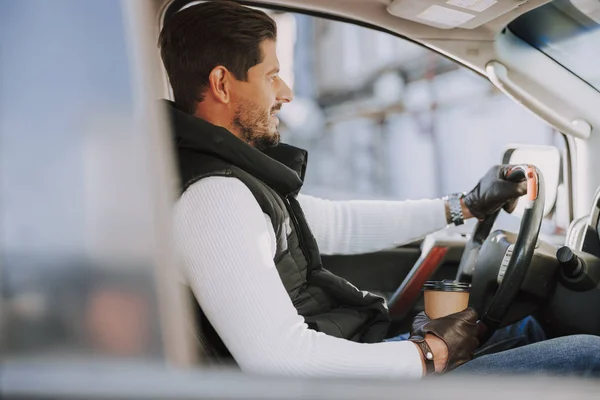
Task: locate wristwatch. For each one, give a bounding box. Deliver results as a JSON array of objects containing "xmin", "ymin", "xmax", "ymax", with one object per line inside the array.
[
  {"xmin": 411, "ymin": 338, "xmax": 436, "ymax": 376},
  {"xmin": 443, "ymin": 192, "xmax": 465, "ymax": 226}
]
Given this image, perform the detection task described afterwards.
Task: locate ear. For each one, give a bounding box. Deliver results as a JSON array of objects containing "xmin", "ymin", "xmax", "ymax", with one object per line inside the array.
[{"xmin": 207, "ymin": 66, "xmax": 231, "ymax": 104}]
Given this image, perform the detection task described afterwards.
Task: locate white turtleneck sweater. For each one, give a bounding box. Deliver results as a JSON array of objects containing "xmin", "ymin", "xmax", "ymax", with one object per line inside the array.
[{"xmin": 174, "ymin": 176, "xmax": 449, "ymax": 379}]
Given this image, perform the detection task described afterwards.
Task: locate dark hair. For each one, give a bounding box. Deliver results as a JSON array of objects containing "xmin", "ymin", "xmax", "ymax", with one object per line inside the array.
[{"xmin": 159, "ymin": 1, "xmax": 277, "ymax": 114}]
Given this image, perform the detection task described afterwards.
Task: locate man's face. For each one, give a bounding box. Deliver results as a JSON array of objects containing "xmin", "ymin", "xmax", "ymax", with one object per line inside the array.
[{"xmin": 229, "ymin": 39, "xmax": 293, "ymax": 150}]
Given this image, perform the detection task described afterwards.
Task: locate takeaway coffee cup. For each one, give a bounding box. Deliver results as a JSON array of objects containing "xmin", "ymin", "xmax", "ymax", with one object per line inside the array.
[{"xmin": 422, "ymin": 280, "xmax": 471, "ymax": 319}]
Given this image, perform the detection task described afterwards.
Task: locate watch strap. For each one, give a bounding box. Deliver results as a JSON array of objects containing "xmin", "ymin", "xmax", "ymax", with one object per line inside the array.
[
  {"xmin": 411, "ymin": 338, "xmax": 436, "ymax": 376},
  {"xmin": 444, "ymin": 192, "xmax": 465, "ymax": 226}
]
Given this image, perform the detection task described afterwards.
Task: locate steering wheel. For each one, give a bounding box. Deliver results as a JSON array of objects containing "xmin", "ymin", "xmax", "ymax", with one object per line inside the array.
[{"xmin": 455, "ymin": 165, "xmax": 545, "ymax": 342}]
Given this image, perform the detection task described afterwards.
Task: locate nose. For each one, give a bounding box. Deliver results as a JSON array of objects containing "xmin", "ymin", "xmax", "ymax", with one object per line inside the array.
[{"xmin": 277, "ymin": 78, "xmax": 294, "ymax": 104}]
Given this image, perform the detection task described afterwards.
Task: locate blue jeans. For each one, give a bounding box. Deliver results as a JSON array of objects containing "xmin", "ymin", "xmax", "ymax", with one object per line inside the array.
[
  {"xmin": 474, "ymin": 315, "xmax": 547, "ymax": 357},
  {"xmin": 456, "ymin": 335, "xmax": 600, "ymax": 377},
  {"xmin": 387, "ymin": 316, "xmax": 600, "ymax": 376}
]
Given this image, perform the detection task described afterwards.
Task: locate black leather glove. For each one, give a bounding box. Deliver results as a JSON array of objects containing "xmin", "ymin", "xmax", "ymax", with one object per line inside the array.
[
  {"xmin": 464, "ymin": 165, "xmax": 527, "ymax": 220},
  {"xmin": 409, "ymin": 308, "xmax": 480, "ymax": 372}
]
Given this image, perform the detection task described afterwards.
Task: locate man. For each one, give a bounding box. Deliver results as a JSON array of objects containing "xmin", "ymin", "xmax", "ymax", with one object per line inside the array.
[{"xmin": 162, "ymin": 1, "xmax": 600, "ymax": 378}]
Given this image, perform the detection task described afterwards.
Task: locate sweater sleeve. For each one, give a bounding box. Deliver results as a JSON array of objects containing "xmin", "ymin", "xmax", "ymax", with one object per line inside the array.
[
  {"xmin": 175, "ymin": 176, "xmax": 424, "ymax": 379},
  {"xmin": 297, "ymin": 193, "xmax": 449, "ymax": 255}
]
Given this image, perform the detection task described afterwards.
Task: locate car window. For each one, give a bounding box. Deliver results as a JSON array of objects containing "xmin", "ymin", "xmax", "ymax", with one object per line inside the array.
[
  {"xmin": 266, "ymin": 11, "xmax": 568, "ymax": 239},
  {"xmin": 509, "ymin": 0, "xmax": 600, "ymax": 92}
]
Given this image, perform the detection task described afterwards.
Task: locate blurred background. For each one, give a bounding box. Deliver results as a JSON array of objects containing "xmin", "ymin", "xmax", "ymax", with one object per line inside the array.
[
  {"xmin": 0, "ymin": 0, "xmax": 186, "ymax": 365},
  {"xmin": 274, "ymin": 13, "xmax": 557, "ymax": 199}
]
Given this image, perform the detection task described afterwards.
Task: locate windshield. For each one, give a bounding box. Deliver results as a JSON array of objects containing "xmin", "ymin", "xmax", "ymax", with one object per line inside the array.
[{"xmin": 509, "ymin": 0, "xmax": 600, "ymax": 92}]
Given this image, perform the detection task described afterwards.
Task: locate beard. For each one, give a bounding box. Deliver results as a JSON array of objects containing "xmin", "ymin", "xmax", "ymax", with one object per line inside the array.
[{"xmin": 233, "ymin": 99, "xmax": 281, "ymax": 151}]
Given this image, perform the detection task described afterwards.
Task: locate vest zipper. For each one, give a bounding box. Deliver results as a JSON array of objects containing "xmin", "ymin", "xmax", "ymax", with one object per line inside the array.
[{"xmin": 284, "ymin": 196, "xmax": 312, "ymax": 268}]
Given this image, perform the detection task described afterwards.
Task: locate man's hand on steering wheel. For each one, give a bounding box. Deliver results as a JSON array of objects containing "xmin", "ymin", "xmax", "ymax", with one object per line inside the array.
[
  {"xmin": 409, "ymin": 308, "xmax": 480, "ymax": 374},
  {"xmin": 463, "ymin": 165, "xmax": 528, "ymax": 220}
]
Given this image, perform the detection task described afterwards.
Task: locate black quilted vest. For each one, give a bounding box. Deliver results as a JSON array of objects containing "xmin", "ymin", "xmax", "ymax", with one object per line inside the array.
[{"xmin": 167, "ymin": 100, "xmax": 391, "ymax": 358}]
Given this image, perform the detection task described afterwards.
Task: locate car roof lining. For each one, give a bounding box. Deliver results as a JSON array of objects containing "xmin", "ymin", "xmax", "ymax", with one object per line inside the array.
[{"xmin": 156, "ymin": 0, "xmax": 552, "ymax": 41}]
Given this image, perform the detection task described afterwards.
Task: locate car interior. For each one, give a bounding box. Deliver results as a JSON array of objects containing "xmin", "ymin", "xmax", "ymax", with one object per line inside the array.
[{"xmin": 143, "ymin": 0, "xmax": 600, "ymax": 363}]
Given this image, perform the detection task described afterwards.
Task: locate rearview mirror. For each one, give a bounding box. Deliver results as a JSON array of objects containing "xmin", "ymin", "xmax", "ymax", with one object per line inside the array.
[{"xmin": 503, "ymin": 145, "xmax": 561, "ymax": 217}]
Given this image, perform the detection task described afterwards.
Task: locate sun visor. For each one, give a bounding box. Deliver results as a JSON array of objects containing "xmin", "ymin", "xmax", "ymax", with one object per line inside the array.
[{"xmin": 387, "ymin": 0, "xmax": 528, "ymax": 29}]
